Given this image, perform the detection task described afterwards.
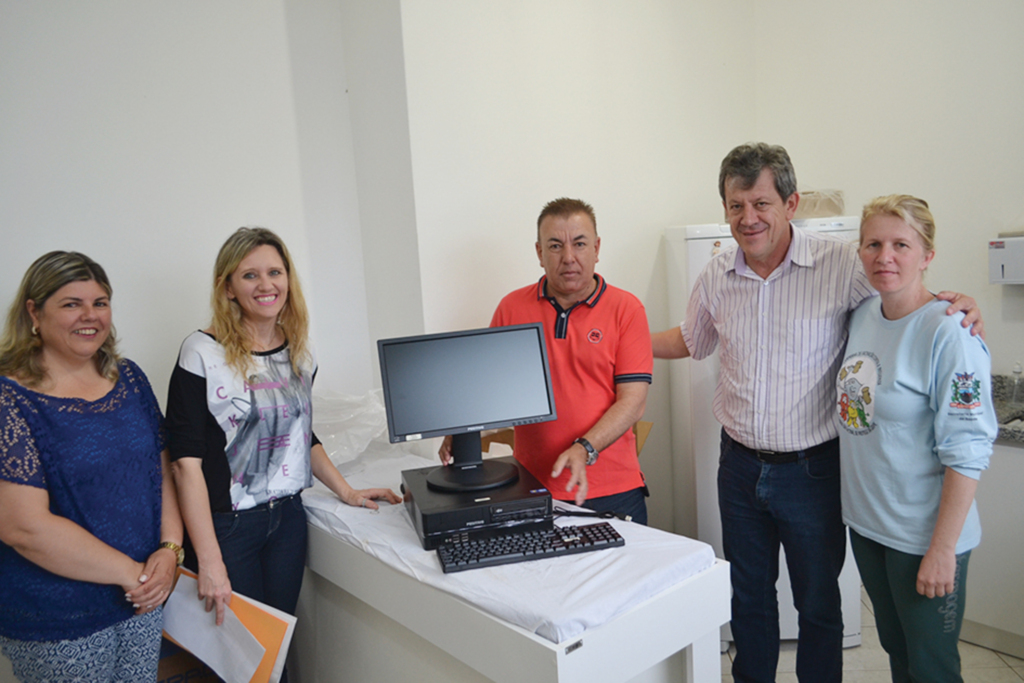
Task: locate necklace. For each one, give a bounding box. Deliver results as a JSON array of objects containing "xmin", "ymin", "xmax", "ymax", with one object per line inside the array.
[{"xmin": 251, "ymin": 331, "xmax": 284, "ymax": 352}]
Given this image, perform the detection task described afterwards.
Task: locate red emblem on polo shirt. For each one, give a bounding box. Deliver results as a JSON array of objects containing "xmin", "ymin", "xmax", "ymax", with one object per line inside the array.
[{"xmin": 587, "ymin": 329, "xmax": 603, "ymax": 344}]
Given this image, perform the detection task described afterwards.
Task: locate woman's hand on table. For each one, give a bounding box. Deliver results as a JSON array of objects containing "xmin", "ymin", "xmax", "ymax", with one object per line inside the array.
[
  {"xmin": 341, "ymin": 487, "xmax": 402, "ymax": 510},
  {"xmin": 310, "ymin": 444, "xmax": 401, "ymax": 511}
]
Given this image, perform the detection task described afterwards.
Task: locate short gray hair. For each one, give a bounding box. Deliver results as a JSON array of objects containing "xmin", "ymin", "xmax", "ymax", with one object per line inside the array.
[{"xmin": 718, "ymin": 143, "xmax": 797, "ymax": 202}]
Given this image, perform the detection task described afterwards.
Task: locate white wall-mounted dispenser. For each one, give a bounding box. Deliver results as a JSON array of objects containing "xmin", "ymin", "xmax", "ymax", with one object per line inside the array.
[{"xmin": 989, "ymin": 234, "xmax": 1024, "ymax": 284}]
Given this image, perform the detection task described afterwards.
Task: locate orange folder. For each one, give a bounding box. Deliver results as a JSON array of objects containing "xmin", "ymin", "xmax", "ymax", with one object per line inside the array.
[{"xmin": 165, "ymin": 567, "xmax": 295, "ymax": 683}]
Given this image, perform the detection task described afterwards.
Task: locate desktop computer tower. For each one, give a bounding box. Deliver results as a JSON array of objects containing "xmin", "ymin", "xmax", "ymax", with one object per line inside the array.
[{"xmin": 401, "ymin": 456, "xmax": 554, "ymax": 549}]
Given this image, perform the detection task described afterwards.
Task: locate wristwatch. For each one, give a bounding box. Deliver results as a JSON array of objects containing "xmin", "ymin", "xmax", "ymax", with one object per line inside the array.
[
  {"xmin": 574, "ymin": 437, "xmax": 599, "ymax": 466},
  {"xmin": 160, "ymin": 541, "xmax": 185, "ymax": 567}
]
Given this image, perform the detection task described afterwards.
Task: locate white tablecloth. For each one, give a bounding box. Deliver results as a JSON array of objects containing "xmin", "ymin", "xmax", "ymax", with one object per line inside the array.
[{"xmin": 301, "ymin": 453, "xmax": 716, "ymax": 644}]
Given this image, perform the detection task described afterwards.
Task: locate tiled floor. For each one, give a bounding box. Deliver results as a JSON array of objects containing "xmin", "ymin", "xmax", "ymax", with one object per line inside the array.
[{"xmin": 721, "ymin": 588, "xmax": 1024, "ymax": 682}]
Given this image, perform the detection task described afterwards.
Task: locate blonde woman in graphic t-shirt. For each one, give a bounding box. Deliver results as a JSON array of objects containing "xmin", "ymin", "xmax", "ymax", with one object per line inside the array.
[{"xmin": 166, "ymin": 228, "xmax": 399, "ymax": 681}]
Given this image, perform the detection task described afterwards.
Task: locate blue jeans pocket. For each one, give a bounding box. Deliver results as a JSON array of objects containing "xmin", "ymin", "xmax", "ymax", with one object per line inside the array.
[
  {"xmin": 212, "ymin": 510, "xmax": 242, "ymax": 539},
  {"xmin": 803, "ymin": 452, "xmax": 839, "ymax": 480}
]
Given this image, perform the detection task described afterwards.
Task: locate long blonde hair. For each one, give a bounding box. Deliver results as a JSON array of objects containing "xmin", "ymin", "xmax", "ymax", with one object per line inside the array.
[
  {"xmin": 210, "ymin": 227, "xmax": 311, "ymax": 378},
  {"xmin": 0, "ymin": 251, "xmax": 120, "ymax": 386}
]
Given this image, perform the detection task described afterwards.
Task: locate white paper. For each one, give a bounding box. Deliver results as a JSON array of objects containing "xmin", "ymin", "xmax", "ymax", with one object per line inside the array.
[{"xmin": 163, "ymin": 573, "xmax": 265, "ymax": 683}]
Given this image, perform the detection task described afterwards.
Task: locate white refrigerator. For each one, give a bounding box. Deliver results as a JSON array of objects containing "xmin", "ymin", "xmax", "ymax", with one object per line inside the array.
[{"xmin": 665, "ymin": 217, "xmax": 863, "ymax": 650}]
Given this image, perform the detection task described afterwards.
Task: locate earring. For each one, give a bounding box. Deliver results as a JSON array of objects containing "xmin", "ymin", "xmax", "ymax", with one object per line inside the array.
[{"xmin": 31, "ymin": 325, "xmax": 38, "ymax": 336}]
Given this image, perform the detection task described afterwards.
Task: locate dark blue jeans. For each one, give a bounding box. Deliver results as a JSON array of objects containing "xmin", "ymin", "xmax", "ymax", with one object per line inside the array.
[
  {"xmin": 212, "ymin": 493, "xmax": 309, "ymax": 617},
  {"xmin": 583, "ymin": 486, "xmax": 648, "ymax": 525},
  {"xmin": 718, "ymin": 431, "xmax": 845, "ymax": 683}
]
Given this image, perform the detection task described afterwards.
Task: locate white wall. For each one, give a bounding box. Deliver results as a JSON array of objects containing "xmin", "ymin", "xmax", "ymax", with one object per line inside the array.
[
  {"xmin": 284, "ymin": 0, "xmax": 376, "ymax": 393},
  {"xmin": 401, "ymin": 0, "xmax": 753, "ymax": 334},
  {"xmin": 396, "ymin": 0, "xmax": 1024, "ymax": 532},
  {"xmin": 399, "ymin": 0, "xmax": 755, "ymax": 532},
  {"xmin": 4, "ymin": 0, "xmax": 1023, "ymax": 538},
  {"xmin": 338, "ymin": 0, "xmax": 427, "ymax": 360},
  {"xmin": 753, "ymin": 0, "xmax": 1024, "ymax": 373},
  {"xmin": 2, "ymin": 4, "xmax": 1023, "ymax": 678},
  {"xmin": 0, "ymin": 0, "xmax": 375, "ymax": 399}
]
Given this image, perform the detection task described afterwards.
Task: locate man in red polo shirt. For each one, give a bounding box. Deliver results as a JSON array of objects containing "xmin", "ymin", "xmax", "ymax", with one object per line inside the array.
[{"xmin": 443, "ymin": 198, "xmax": 653, "ymax": 523}]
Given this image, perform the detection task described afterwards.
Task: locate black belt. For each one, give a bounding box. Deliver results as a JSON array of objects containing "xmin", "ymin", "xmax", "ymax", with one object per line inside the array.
[
  {"xmin": 248, "ymin": 492, "xmax": 300, "ymax": 512},
  {"xmin": 733, "ymin": 437, "xmax": 837, "ymax": 464}
]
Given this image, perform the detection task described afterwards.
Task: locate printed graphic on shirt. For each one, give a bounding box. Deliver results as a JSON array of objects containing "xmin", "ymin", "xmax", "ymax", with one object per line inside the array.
[
  {"xmin": 949, "ymin": 372, "xmax": 982, "ymax": 410},
  {"xmin": 229, "ymin": 354, "xmax": 311, "ymax": 508},
  {"xmin": 587, "ymin": 328, "xmax": 603, "ymax": 344},
  {"xmin": 837, "ymin": 352, "xmax": 878, "ymax": 435},
  {"xmin": 205, "ymin": 351, "xmax": 313, "ymax": 510}
]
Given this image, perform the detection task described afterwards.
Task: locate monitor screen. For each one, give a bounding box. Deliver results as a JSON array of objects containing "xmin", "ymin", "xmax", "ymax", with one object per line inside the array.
[{"xmin": 378, "ymin": 323, "xmax": 557, "ymax": 492}]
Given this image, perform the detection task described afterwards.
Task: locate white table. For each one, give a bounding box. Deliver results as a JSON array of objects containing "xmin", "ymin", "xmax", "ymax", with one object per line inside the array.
[{"xmin": 290, "ymin": 455, "xmax": 731, "ymax": 683}]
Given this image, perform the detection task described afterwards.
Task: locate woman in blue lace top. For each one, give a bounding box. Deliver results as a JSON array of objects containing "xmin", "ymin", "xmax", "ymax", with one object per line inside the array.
[{"xmin": 0, "ymin": 252, "xmax": 183, "ymax": 683}]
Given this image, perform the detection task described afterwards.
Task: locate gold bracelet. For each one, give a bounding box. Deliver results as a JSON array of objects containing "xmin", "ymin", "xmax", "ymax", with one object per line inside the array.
[{"xmin": 159, "ymin": 541, "xmax": 185, "ymax": 566}]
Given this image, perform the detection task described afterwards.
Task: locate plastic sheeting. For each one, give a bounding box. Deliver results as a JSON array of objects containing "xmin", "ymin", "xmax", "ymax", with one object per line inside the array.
[
  {"xmin": 302, "ymin": 394, "xmax": 716, "ymax": 645},
  {"xmin": 312, "ymin": 390, "xmax": 440, "ymax": 465}
]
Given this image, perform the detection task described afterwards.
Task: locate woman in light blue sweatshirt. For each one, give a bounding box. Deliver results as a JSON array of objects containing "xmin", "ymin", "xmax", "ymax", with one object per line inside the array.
[{"xmin": 836, "ymin": 195, "xmax": 997, "ymax": 683}]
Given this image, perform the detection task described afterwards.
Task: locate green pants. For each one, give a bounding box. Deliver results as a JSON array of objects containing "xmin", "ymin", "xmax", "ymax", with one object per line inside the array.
[{"xmin": 850, "ymin": 529, "xmax": 971, "ymax": 683}]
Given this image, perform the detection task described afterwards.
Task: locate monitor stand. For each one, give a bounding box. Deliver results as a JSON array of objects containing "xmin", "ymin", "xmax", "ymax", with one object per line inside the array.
[{"xmin": 426, "ymin": 431, "xmax": 519, "ymax": 493}]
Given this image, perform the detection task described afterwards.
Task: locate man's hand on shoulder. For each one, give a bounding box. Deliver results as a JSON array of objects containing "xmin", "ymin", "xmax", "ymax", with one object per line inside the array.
[
  {"xmin": 935, "ymin": 291, "xmax": 984, "ymax": 339},
  {"xmin": 551, "ymin": 444, "xmax": 589, "ymax": 506}
]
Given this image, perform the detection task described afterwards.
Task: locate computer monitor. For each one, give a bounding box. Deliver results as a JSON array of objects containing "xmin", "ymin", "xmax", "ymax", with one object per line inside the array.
[{"xmin": 377, "ymin": 323, "xmax": 557, "ymax": 493}]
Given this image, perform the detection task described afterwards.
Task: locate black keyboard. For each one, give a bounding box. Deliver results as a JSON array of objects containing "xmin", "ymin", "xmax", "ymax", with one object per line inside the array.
[{"xmin": 436, "ymin": 522, "xmax": 625, "ymax": 573}]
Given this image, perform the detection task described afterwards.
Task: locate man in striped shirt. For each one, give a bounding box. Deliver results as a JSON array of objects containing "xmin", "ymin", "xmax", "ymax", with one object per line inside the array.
[{"xmin": 652, "ymin": 143, "xmax": 981, "ymax": 683}]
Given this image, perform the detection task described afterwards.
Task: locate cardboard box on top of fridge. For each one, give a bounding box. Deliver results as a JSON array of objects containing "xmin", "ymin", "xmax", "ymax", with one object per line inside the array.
[
  {"xmin": 989, "ymin": 233, "xmax": 1024, "ymax": 284},
  {"xmin": 794, "ymin": 189, "xmax": 844, "ymax": 219}
]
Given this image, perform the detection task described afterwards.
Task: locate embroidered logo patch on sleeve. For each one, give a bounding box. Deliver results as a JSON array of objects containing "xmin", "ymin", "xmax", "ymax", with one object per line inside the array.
[{"xmin": 949, "ymin": 372, "xmax": 982, "ymax": 410}]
